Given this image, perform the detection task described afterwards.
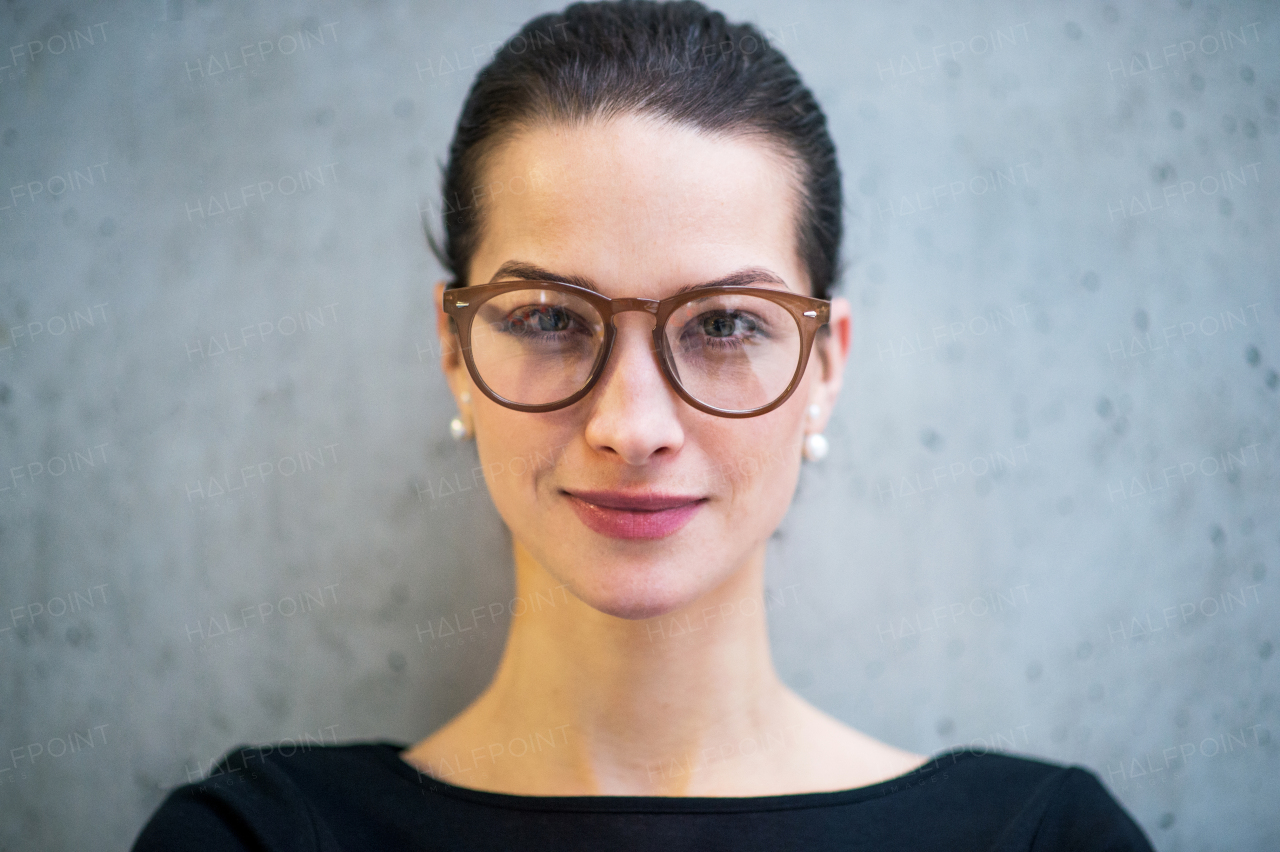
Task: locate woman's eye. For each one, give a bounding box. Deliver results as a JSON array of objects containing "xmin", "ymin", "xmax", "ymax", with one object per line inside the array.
[
  {"xmin": 697, "ymin": 312, "xmax": 759, "ymax": 338},
  {"xmin": 702, "ymin": 314, "xmax": 736, "ymax": 337},
  {"xmin": 509, "ymin": 306, "xmax": 574, "ymax": 333}
]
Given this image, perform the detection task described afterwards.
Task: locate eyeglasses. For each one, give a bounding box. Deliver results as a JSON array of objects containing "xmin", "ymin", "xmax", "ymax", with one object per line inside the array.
[{"xmin": 443, "ymin": 279, "xmax": 830, "ymax": 418}]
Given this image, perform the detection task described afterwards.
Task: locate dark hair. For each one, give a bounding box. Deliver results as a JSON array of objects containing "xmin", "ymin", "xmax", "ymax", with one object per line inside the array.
[{"xmin": 428, "ymin": 0, "xmax": 842, "ymax": 300}]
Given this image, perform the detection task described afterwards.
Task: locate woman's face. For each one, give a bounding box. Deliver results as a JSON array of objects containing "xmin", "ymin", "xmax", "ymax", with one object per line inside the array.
[{"xmin": 436, "ymin": 114, "xmax": 851, "ymax": 620}]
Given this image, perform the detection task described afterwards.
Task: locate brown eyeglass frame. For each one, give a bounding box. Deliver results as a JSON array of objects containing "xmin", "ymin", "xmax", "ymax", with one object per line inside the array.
[{"xmin": 442, "ymin": 280, "xmax": 831, "ymax": 418}]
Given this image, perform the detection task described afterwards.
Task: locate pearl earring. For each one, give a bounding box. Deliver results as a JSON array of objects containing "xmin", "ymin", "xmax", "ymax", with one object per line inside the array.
[
  {"xmin": 449, "ymin": 391, "xmax": 473, "ymax": 441},
  {"xmin": 803, "ymin": 403, "xmax": 828, "ymax": 462},
  {"xmin": 803, "ymin": 433, "xmax": 829, "ymax": 462}
]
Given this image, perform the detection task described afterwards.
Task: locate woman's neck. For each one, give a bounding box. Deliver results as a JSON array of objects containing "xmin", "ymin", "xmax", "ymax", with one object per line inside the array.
[
  {"xmin": 409, "ymin": 540, "xmax": 808, "ymax": 795},
  {"xmin": 404, "ymin": 542, "xmax": 926, "ymax": 796}
]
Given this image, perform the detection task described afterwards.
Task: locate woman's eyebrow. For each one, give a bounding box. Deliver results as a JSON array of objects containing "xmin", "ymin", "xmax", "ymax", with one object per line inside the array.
[
  {"xmin": 674, "ymin": 267, "xmax": 789, "ymax": 294},
  {"xmin": 487, "ymin": 261, "xmax": 791, "ymax": 294},
  {"xmin": 487, "ymin": 261, "xmax": 596, "ymax": 290}
]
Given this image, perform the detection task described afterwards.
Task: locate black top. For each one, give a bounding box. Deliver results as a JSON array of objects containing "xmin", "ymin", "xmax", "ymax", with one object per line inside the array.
[{"xmin": 132, "ymin": 743, "xmax": 1156, "ymax": 851}]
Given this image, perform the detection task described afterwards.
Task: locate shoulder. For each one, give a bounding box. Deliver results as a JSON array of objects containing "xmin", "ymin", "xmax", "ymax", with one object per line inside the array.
[
  {"xmin": 783, "ymin": 696, "xmax": 930, "ymax": 791},
  {"xmin": 916, "ymin": 749, "xmax": 1155, "ymax": 851},
  {"xmin": 131, "ymin": 742, "xmax": 410, "ymax": 852}
]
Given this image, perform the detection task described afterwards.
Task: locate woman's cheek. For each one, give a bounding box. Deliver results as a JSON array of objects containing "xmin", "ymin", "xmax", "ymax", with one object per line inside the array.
[{"xmin": 713, "ymin": 427, "xmax": 802, "ymax": 517}]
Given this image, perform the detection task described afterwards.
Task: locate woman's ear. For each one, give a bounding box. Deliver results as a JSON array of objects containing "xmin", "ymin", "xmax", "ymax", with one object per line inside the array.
[
  {"xmin": 434, "ymin": 280, "xmax": 467, "ymax": 395},
  {"xmin": 806, "ymin": 295, "xmax": 852, "ymax": 432}
]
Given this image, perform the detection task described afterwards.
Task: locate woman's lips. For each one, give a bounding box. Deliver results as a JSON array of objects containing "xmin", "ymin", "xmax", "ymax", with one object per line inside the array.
[{"xmin": 562, "ymin": 490, "xmax": 706, "ymax": 540}]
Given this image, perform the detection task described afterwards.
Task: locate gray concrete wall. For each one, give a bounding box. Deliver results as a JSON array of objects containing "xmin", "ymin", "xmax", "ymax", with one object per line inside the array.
[{"xmin": 0, "ymin": 0, "xmax": 1275, "ymax": 848}]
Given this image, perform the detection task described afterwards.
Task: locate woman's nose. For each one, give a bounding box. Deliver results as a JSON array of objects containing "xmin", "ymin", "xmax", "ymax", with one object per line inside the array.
[{"xmin": 581, "ymin": 312, "xmax": 685, "ymax": 466}]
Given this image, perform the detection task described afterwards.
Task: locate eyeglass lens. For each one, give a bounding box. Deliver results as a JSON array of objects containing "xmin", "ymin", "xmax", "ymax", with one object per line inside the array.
[{"xmin": 468, "ymin": 288, "xmax": 802, "ymax": 412}]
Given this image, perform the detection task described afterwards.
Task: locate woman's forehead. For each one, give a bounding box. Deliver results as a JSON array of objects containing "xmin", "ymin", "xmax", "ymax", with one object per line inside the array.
[{"xmin": 469, "ymin": 115, "xmax": 808, "ymax": 298}]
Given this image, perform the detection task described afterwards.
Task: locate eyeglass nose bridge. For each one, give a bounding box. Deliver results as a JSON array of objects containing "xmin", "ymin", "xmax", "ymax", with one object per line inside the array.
[
  {"xmin": 596, "ymin": 298, "xmax": 665, "ymax": 360},
  {"xmin": 601, "ymin": 297, "xmax": 663, "ymax": 348},
  {"xmin": 605, "ymin": 297, "xmax": 661, "ymax": 318}
]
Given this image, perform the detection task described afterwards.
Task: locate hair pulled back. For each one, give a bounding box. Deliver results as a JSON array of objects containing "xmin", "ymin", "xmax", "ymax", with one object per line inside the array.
[{"xmin": 429, "ymin": 0, "xmax": 842, "ymax": 300}]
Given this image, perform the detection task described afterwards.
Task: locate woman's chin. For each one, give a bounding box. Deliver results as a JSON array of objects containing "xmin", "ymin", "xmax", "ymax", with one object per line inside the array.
[{"xmin": 563, "ymin": 563, "xmax": 722, "ymax": 622}]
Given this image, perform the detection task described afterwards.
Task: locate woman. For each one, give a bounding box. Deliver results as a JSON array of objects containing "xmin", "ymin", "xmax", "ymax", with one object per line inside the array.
[{"xmin": 135, "ymin": 2, "xmax": 1155, "ymax": 849}]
